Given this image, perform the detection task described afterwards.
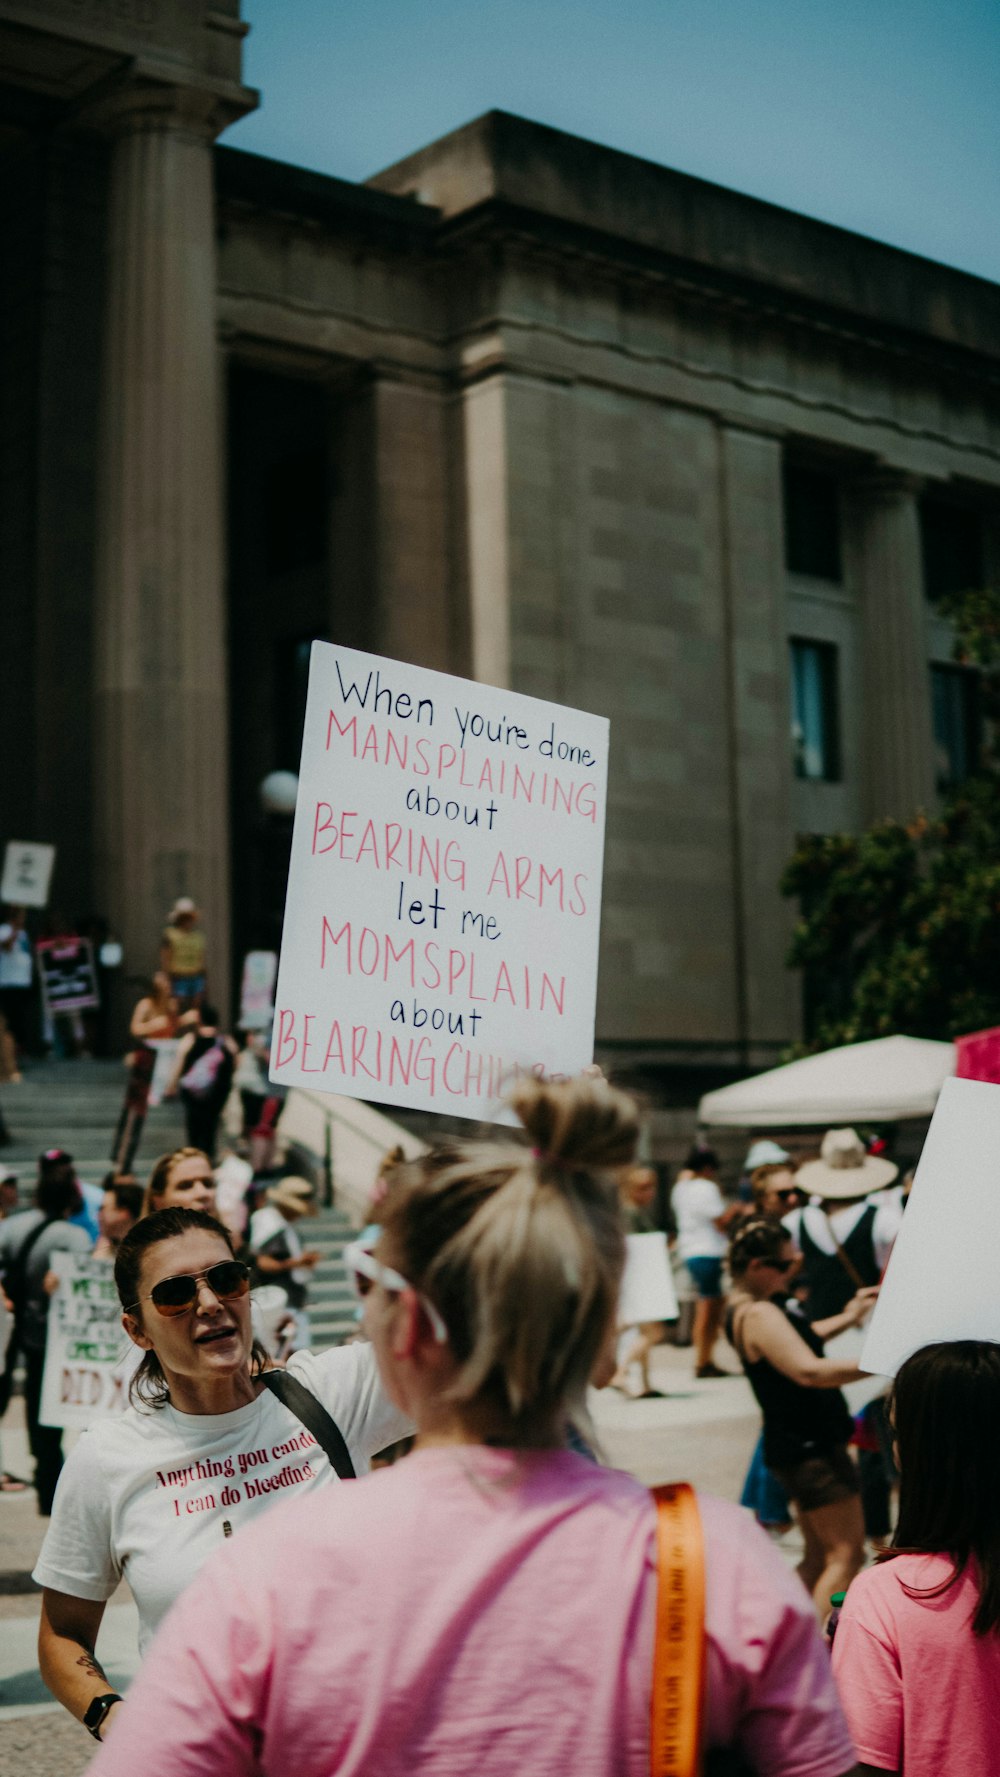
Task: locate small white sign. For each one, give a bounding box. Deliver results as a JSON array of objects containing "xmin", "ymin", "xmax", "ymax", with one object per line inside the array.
[
  {"xmin": 618, "ymin": 1232, "xmax": 679, "ymax": 1325},
  {"xmin": 240, "ymin": 950, "xmax": 277, "ymax": 1029},
  {"xmin": 147, "ymin": 1037, "xmax": 181, "ymax": 1108},
  {"xmin": 862, "ymin": 1075, "xmax": 1000, "ymax": 1377},
  {"xmin": 40, "ymin": 1253, "xmax": 132, "ymax": 1429},
  {"xmin": 1, "ymin": 842, "xmax": 55, "ymax": 908},
  {"xmin": 270, "ymin": 643, "xmax": 609, "ymax": 1122}
]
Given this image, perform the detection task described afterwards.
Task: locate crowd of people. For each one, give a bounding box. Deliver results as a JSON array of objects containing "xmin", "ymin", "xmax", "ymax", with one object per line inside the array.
[{"xmin": 0, "ymin": 1024, "xmax": 996, "ymax": 1771}]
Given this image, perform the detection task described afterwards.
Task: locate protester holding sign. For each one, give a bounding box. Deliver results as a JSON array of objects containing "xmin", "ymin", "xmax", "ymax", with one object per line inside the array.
[
  {"xmin": 726, "ymin": 1218, "xmax": 877, "ymax": 1622},
  {"xmin": 833, "ymin": 1341, "xmax": 1000, "ymax": 1776},
  {"xmin": 0, "ymin": 1170, "xmax": 91, "ymax": 1512},
  {"xmin": 0, "ymin": 903, "xmax": 34, "ymax": 1060},
  {"xmin": 111, "ymin": 973, "xmax": 179, "ymax": 1172},
  {"xmin": 35, "ymin": 1205, "xmax": 411, "ymax": 1739},
  {"xmin": 87, "ymin": 1079, "xmax": 857, "ymax": 1777}
]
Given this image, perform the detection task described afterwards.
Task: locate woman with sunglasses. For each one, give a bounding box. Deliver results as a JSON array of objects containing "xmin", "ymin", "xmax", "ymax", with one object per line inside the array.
[
  {"xmin": 33, "ymin": 1206, "xmax": 410, "ymax": 1741},
  {"xmin": 727, "ymin": 1218, "xmax": 877, "ymax": 1622},
  {"xmin": 87, "ymin": 1081, "xmax": 857, "ymax": 1777}
]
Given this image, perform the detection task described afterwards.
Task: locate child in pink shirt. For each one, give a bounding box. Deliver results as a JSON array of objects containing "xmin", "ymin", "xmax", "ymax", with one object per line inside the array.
[
  {"xmin": 90, "ymin": 1077, "xmax": 856, "ymax": 1777},
  {"xmin": 833, "ymin": 1340, "xmax": 1000, "ymax": 1776}
]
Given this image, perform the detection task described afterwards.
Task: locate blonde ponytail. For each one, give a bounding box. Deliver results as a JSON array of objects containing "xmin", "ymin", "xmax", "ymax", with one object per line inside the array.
[{"xmin": 380, "ymin": 1075, "xmax": 639, "ymax": 1441}]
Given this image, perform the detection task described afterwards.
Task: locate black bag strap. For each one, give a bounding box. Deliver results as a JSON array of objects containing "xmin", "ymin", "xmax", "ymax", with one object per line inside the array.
[
  {"xmin": 4, "ymin": 1217, "xmax": 54, "ymax": 1318},
  {"xmin": 259, "ymin": 1369, "xmax": 356, "ymax": 1480}
]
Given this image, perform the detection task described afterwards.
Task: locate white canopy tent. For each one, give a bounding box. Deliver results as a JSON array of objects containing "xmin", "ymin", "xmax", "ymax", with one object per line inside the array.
[{"xmin": 698, "ymin": 1035, "xmax": 955, "ymax": 1128}]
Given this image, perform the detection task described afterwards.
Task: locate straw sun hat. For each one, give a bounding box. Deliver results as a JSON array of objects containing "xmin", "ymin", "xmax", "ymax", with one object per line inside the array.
[
  {"xmin": 795, "ymin": 1128, "xmax": 898, "ymax": 1201},
  {"xmin": 266, "ymin": 1176, "xmax": 316, "ymax": 1217}
]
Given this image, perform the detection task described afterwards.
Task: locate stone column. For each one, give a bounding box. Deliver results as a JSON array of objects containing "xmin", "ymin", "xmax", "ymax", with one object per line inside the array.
[
  {"xmin": 717, "ymin": 425, "xmax": 798, "ymax": 1054},
  {"xmin": 848, "ymin": 473, "xmax": 936, "ymax": 822},
  {"xmin": 369, "ymin": 376, "xmax": 454, "ymax": 672},
  {"xmin": 462, "ymin": 376, "xmax": 511, "ymax": 688},
  {"xmin": 92, "ymin": 87, "xmax": 232, "ymax": 1016}
]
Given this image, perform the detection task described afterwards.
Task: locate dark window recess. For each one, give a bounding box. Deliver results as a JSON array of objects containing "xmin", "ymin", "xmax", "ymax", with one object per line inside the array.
[
  {"xmin": 790, "ymin": 639, "xmax": 841, "ymax": 782},
  {"xmin": 920, "ymin": 502, "xmax": 985, "ymax": 603},
  {"xmin": 783, "ymin": 464, "xmax": 842, "ymax": 581},
  {"xmin": 265, "ymin": 448, "xmax": 327, "ymax": 576},
  {"xmin": 931, "ymin": 664, "xmax": 980, "ymax": 791},
  {"xmin": 273, "ymin": 637, "xmax": 317, "ymax": 772}
]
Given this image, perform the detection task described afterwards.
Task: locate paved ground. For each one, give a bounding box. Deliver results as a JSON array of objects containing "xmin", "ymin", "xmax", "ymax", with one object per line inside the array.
[{"xmin": 0, "ymin": 1341, "xmax": 776, "ymax": 1772}]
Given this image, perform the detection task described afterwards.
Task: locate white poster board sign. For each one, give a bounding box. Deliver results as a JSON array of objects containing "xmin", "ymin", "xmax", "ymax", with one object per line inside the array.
[
  {"xmin": 618, "ymin": 1232, "xmax": 679, "ymax": 1325},
  {"xmin": 147, "ymin": 1037, "xmax": 181, "ymax": 1108},
  {"xmin": 862, "ymin": 1076, "xmax": 1000, "ymax": 1377},
  {"xmin": 40, "ymin": 1253, "xmax": 130, "ymax": 1429},
  {"xmin": 239, "ymin": 950, "xmax": 277, "ymax": 1030},
  {"xmin": 270, "ymin": 643, "xmax": 609, "ymax": 1122},
  {"xmin": 1, "ymin": 842, "xmax": 55, "ymax": 908}
]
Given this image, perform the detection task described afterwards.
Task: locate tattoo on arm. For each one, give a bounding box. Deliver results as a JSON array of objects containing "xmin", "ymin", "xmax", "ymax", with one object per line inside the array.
[{"xmin": 74, "ymin": 1649, "xmax": 110, "ymax": 1685}]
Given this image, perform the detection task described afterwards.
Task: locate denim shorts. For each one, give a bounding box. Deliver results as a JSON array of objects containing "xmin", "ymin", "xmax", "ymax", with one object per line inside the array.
[
  {"xmin": 685, "ymin": 1256, "xmax": 723, "ymax": 1299},
  {"xmin": 172, "ymin": 973, "xmax": 206, "ymax": 1004},
  {"xmin": 770, "ymin": 1445, "xmax": 860, "ymax": 1513}
]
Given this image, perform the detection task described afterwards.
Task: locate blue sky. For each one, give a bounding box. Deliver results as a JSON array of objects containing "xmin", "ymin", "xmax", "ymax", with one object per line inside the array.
[{"xmin": 230, "ymin": 1, "xmax": 1000, "ymax": 282}]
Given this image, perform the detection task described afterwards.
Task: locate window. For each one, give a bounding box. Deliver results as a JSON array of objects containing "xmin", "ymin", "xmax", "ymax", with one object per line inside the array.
[
  {"xmin": 920, "ymin": 501, "xmax": 984, "ymax": 603},
  {"xmin": 265, "ymin": 447, "xmax": 327, "ymax": 577},
  {"xmin": 783, "ymin": 464, "xmax": 842, "ymax": 581},
  {"xmin": 931, "ymin": 664, "xmax": 980, "ymax": 791},
  {"xmin": 790, "ymin": 639, "xmax": 841, "ymax": 782},
  {"xmin": 273, "ymin": 637, "xmax": 317, "ymax": 772}
]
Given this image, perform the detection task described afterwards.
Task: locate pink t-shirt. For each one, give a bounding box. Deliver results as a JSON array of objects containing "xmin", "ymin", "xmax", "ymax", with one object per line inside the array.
[
  {"xmin": 833, "ymin": 1553, "xmax": 1000, "ymax": 1774},
  {"xmin": 92, "ymin": 1449, "xmax": 854, "ymax": 1777}
]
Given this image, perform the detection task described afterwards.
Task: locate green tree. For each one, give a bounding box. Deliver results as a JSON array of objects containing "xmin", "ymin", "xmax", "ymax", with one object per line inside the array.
[{"xmin": 782, "ymin": 585, "xmax": 1000, "ymax": 1050}]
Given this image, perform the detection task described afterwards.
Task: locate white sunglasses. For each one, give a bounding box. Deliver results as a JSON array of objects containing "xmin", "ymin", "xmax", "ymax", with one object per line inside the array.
[{"xmin": 343, "ymin": 1239, "xmax": 448, "ymax": 1344}]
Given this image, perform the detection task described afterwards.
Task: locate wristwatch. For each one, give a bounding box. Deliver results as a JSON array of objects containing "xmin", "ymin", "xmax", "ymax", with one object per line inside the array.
[{"xmin": 83, "ymin": 1693, "xmax": 123, "ymax": 1741}]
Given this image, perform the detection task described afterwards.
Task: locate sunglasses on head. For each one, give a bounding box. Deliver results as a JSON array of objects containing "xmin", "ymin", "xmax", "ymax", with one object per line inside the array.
[
  {"xmin": 343, "ymin": 1239, "xmax": 448, "ymax": 1343},
  {"xmin": 127, "ymin": 1260, "xmax": 251, "ymax": 1318}
]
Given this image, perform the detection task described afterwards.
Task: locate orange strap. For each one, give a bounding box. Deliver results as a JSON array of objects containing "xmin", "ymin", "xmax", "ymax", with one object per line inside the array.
[{"xmin": 650, "ymin": 1482, "xmax": 705, "ymax": 1777}]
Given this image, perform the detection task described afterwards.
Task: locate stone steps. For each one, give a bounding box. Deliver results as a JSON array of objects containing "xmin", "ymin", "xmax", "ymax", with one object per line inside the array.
[{"xmin": 0, "ymin": 1059, "xmax": 362, "ymax": 1346}]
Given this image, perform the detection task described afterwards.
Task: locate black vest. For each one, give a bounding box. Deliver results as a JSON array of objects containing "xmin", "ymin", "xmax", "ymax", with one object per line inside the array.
[{"xmin": 798, "ymin": 1203, "xmax": 879, "ymax": 1321}]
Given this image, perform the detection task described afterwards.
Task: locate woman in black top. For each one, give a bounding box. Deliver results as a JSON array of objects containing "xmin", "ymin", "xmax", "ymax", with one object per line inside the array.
[{"xmin": 727, "ymin": 1218, "xmax": 877, "ymax": 1622}]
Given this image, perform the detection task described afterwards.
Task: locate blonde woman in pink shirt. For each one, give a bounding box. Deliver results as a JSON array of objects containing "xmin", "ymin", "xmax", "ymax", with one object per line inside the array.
[
  {"xmin": 833, "ymin": 1340, "xmax": 1000, "ymax": 1776},
  {"xmin": 91, "ymin": 1076, "xmax": 859, "ymax": 1777}
]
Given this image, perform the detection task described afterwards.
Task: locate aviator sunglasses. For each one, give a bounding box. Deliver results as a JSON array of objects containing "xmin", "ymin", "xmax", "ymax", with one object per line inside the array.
[{"xmin": 127, "ymin": 1260, "xmax": 251, "ymax": 1318}]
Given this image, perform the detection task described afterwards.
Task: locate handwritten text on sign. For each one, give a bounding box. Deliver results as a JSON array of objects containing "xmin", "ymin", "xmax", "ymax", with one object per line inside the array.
[
  {"xmin": 40, "ymin": 1253, "xmax": 131, "ymax": 1429},
  {"xmin": 270, "ymin": 645, "xmax": 609, "ymax": 1120}
]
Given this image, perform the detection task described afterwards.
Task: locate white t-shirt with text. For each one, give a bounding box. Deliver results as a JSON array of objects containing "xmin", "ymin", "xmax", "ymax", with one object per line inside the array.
[
  {"xmin": 671, "ymin": 1177, "xmax": 728, "ymax": 1261},
  {"xmin": 33, "ymin": 1342, "xmax": 409, "ymax": 1653}
]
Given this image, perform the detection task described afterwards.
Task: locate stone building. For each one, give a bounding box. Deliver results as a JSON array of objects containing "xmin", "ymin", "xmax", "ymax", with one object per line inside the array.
[{"xmin": 2, "ymin": 1, "xmax": 1000, "ymax": 1084}]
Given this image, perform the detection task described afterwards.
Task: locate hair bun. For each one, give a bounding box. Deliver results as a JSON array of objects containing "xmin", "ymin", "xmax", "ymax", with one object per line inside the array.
[{"xmin": 509, "ymin": 1075, "xmax": 639, "ymax": 1175}]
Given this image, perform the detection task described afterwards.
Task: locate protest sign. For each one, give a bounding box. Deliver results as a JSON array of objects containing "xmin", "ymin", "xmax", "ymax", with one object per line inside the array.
[
  {"xmin": 147, "ymin": 1036, "xmax": 181, "ymax": 1108},
  {"xmin": 1, "ymin": 842, "xmax": 55, "ymax": 908},
  {"xmin": 618, "ymin": 1233, "xmax": 679, "ymax": 1326},
  {"xmin": 37, "ymin": 936, "xmax": 100, "ymax": 1013},
  {"xmin": 240, "ymin": 950, "xmax": 277, "ymax": 1029},
  {"xmin": 40, "ymin": 1253, "xmax": 130, "ymax": 1429},
  {"xmin": 861, "ymin": 1076, "xmax": 1000, "ymax": 1377},
  {"xmin": 270, "ymin": 643, "xmax": 609, "ymax": 1122}
]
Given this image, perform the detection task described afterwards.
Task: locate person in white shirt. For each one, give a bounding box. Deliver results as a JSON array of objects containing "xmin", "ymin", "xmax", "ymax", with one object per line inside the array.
[
  {"xmin": 249, "ymin": 1175, "xmax": 321, "ymax": 1352},
  {"xmin": 782, "ymin": 1129, "xmax": 901, "ymax": 1322},
  {"xmin": 34, "ymin": 1204, "xmax": 410, "ymax": 1741},
  {"xmin": 0, "ymin": 904, "xmax": 33, "ymax": 1064},
  {"xmin": 671, "ymin": 1145, "xmax": 738, "ymax": 1379}
]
